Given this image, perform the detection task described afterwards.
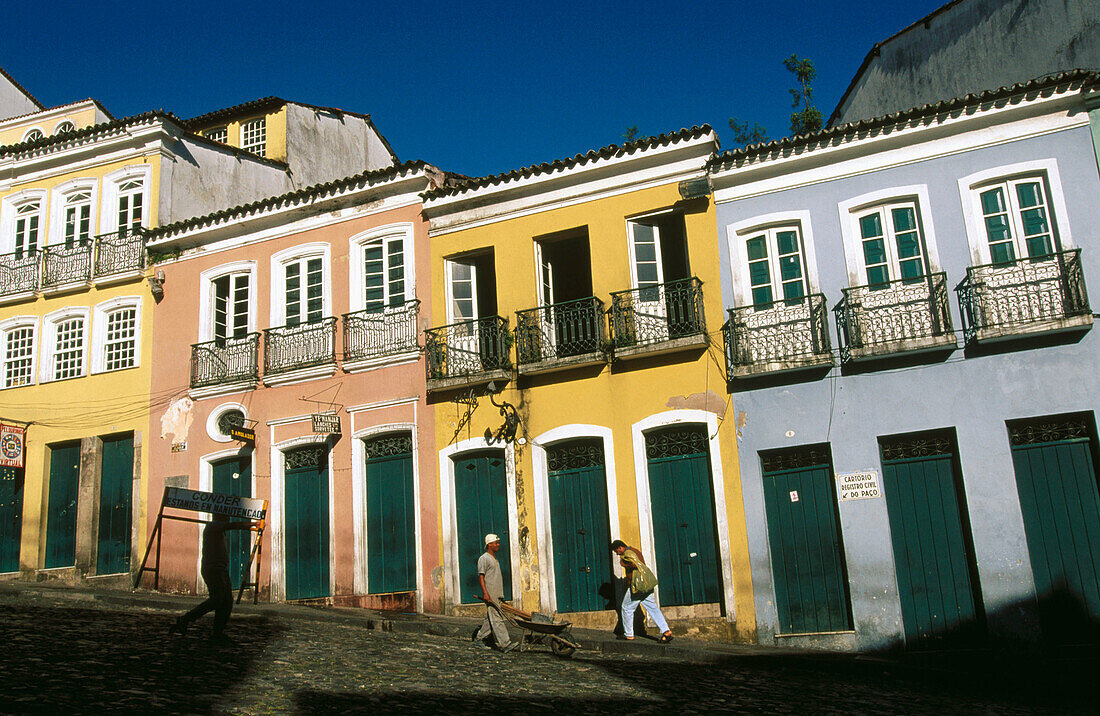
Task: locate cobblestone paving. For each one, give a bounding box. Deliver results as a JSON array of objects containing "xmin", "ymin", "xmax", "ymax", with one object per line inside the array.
[{"xmin": 0, "ymin": 601, "xmax": 1091, "ymax": 714}]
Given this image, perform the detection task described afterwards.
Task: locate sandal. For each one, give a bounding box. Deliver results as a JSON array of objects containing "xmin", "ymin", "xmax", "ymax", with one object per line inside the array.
[{"xmin": 659, "ymin": 633, "xmax": 674, "ymax": 644}]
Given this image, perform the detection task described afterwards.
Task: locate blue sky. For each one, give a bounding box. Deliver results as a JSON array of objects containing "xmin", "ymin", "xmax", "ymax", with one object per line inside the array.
[{"xmin": 5, "ymin": 1, "xmax": 945, "ymax": 178}]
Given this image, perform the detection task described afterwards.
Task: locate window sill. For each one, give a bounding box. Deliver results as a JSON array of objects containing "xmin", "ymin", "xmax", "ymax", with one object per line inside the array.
[
  {"xmin": 190, "ymin": 379, "xmax": 260, "ymax": 401},
  {"xmin": 0, "ymin": 290, "xmax": 38, "ymax": 306},
  {"xmin": 969, "ymin": 313, "xmax": 1092, "ymax": 345},
  {"xmin": 341, "ymin": 350, "xmax": 420, "ymax": 374},
  {"xmin": 40, "ymin": 280, "xmax": 92, "ymax": 297},
  {"xmin": 427, "ymin": 367, "xmax": 511, "ymax": 393},
  {"xmin": 262, "ymin": 363, "xmax": 337, "ymax": 387},
  {"xmin": 845, "ymin": 333, "xmax": 957, "ymax": 362},
  {"xmin": 612, "ymin": 332, "xmax": 708, "ymax": 361},
  {"xmin": 517, "ymin": 351, "xmax": 607, "ymax": 376},
  {"xmin": 728, "ymin": 352, "xmax": 834, "ymax": 380}
]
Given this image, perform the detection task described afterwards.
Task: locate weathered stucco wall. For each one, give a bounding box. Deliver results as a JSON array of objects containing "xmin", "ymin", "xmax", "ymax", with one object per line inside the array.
[
  {"xmin": 834, "ymin": 0, "xmax": 1100, "ymax": 124},
  {"xmin": 284, "ymin": 104, "xmax": 396, "ymax": 188},
  {"xmin": 0, "ymin": 72, "xmax": 39, "ymax": 122}
]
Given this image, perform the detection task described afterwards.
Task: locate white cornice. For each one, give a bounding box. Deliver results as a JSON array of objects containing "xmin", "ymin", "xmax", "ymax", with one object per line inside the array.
[{"xmin": 711, "ymin": 90, "xmax": 1086, "ymax": 203}]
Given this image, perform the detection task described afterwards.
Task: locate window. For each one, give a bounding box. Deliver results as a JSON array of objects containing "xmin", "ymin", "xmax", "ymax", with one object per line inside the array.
[
  {"xmin": 363, "ymin": 235, "xmax": 406, "ymax": 312},
  {"xmin": 62, "ymin": 189, "xmax": 93, "ymax": 247},
  {"xmin": 116, "ymin": 178, "xmax": 144, "ymax": 233},
  {"xmin": 856, "ymin": 201, "xmax": 925, "ymax": 286},
  {"xmin": 284, "ymin": 257, "xmax": 323, "ymax": 326},
  {"xmin": 745, "ymin": 226, "xmax": 807, "ymax": 306},
  {"xmin": 241, "ymin": 118, "xmax": 266, "ymax": 157},
  {"xmin": 213, "ymin": 273, "xmax": 250, "ymax": 341},
  {"xmin": 2, "ymin": 321, "xmax": 36, "ymax": 388},
  {"xmin": 54, "ymin": 121, "xmax": 75, "ymax": 135},
  {"xmin": 446, "ymin": 251, "xmax": 496, "ymax": 323},
  {"xmin": 50, "ymin": 315, "xmax": 85, "ymax": 381},
  {"xmin": 103, "ymin": 307, "xmax": 137, "ymax": 371},
  {"xmin": 14, "ymin": 201, "xmax": 40, "ymax": 259},
  {"xmin": 21, "ymin": 128, "xmax": 43, "ymax": 143},
  {"xmin": 628, "ymin": 212, "xmax": 690, "ymax": 296},
  {"xmin": 977, "ymin": 177, "xmax": 1055, "ymax": 263},
  {"xmin": 204, "ymin": 127, "xmax": 228, "ymax": 144}
]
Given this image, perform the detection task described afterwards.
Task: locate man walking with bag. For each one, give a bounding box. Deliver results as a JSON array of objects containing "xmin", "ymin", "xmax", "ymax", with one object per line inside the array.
[{"xmin": 612, "ymin": 539, "xmax": 674, "ymax": 643}]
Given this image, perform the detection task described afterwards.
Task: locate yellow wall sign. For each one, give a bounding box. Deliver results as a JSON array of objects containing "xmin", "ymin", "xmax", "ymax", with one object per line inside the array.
[
  {"xmin": 228, "ymin": 425, "xmax": 256, "ymax": 445},
  {"xmin": 0, "ymin": 424, "xmax": 24, "ymax": 468}
]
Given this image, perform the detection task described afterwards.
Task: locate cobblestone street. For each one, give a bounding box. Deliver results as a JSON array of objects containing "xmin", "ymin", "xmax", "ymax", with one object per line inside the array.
[{"xmin": 0, "ymin": 598, "xmax": 1093, "ymax": 714}]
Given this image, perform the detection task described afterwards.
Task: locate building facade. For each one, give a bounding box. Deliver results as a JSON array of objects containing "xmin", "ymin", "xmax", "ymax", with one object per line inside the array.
[
  {"xmin": 421, "ymin": 128, "xmax": 757, "ymax": 639},
  {"xmin": 710, "ymin": 70, "xmax": 1100, "ymax": 650}
]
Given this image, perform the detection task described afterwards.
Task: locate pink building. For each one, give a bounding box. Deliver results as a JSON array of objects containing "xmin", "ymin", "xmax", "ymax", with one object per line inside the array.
[{"xmin": 144, "ymin": 162, "xmax": 443, "ymax": 612}]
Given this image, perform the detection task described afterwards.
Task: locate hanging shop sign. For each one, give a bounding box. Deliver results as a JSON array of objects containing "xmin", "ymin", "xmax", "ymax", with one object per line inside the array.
[
  {"xmin": 0, "ymin": 424, "xmax": 25, "ymax": 469},
  {"xmin": 164, "ymin": 487, "xmax": 267, "ymax": 520},
  {"xmin": 836, "ymin": 470, "xmax": 882, "ymax": 501},
  {"xmin": 311, "ymin": 412, "xmax": 341, "ymax": 434},
  {"xmin": 228, "ymin": 424, "xmax": 256, "ymax": 446}
]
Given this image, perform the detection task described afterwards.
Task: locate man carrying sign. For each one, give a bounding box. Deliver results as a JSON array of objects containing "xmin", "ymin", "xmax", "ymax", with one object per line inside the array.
[{"xmin": 169, "ymin": 512, "xmax": 257, "ymax": 642}]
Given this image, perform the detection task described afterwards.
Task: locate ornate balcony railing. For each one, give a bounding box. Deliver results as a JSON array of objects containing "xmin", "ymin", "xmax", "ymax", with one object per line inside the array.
[
  {"xmin": 94, "ymin": 228, "xmax": 146, "ymax": 277},
  {"xmin": 515, "ymin": 297, "xmax": 606, "ymax": 366},
  {"xmin": 834, "ymin": 272, "xmax": 953, "ymax": 361},
  {"xmin": 343, "ymin": 299, "xmax": 421, "ymax": 362},
  {"xmin": 610, "ymin": 277, "xmax": 706, "ymax": 351},
  {"xmin": 956, "ymin": 250, "xmax": 1091, "ymax": 343},
  {"xmin": 190, "ymin": 333, "xmax": 260, "ymax": 388},
  {"xmin": 724, "ymin": 294, "xmax": 832, "ymax": 377},
  {"xmin": 0, "ymin": 251, "xmax": 40, "ymax": 297},
  {"xmin": 264, "ymin": 317, "xmax": 337, "ymax": 374},
  {"xmin": 41, "ymin": 241, "xmax": 92, "ymax": 289},
  {"xmin": 424, "ymin": 316, "xmax": 510, "ymax": 381}
]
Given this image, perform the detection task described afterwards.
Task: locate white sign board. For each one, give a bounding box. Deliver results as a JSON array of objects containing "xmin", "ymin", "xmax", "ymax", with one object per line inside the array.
[
  {"xmin": 836, "ymin": 470, "xmax": 882, "ymax": 501},
  {"xmin": 165, "ymin": 487, "xmax": 266, "ymax": 520}
]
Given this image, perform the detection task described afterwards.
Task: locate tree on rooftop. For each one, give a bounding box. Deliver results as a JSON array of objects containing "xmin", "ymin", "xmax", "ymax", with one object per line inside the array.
[
  {"xmin": 622, "ymin": 126, "xmax": 639, "ymax": 143},
  {"xmin": 785, "ymin": 54, "xmax": 824, "ymax": 135}
]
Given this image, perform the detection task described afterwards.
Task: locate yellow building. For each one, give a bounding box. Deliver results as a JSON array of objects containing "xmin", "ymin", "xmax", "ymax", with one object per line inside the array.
[
  {"xmin": 421, "ymin": 127, "xmax": 756, "ymax": 641},
  {"xmin": 0, "ymin": 69, "xmax": 397, "ymax": 587}
]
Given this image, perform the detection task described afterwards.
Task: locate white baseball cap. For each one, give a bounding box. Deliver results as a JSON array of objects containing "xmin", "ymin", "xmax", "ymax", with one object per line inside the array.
[{"xmin": 485, "ymin": 533, "xmax": 499, "ymax": 545}]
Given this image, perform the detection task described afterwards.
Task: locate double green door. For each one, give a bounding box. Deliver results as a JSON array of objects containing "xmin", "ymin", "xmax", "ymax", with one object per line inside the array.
[
  {"xmin": 213, "ymin": 454, "xmax": 252, "ymax": 590},
  {"xmin": 762, "ymin": 451, "xmax": 851, "ymax": 634},
  {"xmin": 365, "ymin": 435, "xmax": 416, "ymax": 594},
  {"xmin": 285, "ymin": 446, "xmax": 330, "ymax": 600},
  {"xmin": 97, "ymin": 434, "xmax": 133, "ymax": 575},
  {"xmin": 1010, "ymin": 417, "xmax": 1100, "ymax": 642},
  {"xmin": 881, "ymin": 436, "xmax": 982, "ymax": 646},
  {"xmin": 645, "ymin": 427, "xmax": 722, "ymax": 606},
  {"xmin": 45, "ymin": 442, "xmax": 80, "ymax": 569},
  {"xmin": 547, "ymin": 440, "xmax": 612, "ymax": 613},
  {"xmin": 454, "ymin": 450, "xmax": 511, "ymax": 604},
  {"xmin": 0, "ymin": 467, "xmax": 23, "ymax": 573}
]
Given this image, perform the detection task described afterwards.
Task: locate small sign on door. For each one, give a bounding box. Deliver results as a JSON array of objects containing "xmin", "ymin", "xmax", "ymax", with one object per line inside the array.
[
  {"xmin": 836, "ymin": 470, "xmax": 882, "ymax": 501},
  {"xmin": 789, "ymin": 490, "xmax": 799, "ymax": 502}
]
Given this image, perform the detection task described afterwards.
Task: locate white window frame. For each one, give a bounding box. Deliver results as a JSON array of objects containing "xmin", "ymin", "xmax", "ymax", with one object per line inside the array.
[
  {"xmin": 444, "ymin": 255, "xmax": 480, "ymax": 324},
  {"xmin": 206, "ymin": 402, "xmax": 251, "ymax": 444},
  {"xmin": 49, "ymin": 178, "xmax": 98, "ymax": 247},
  {"xmin": 726, "ymin": 211, "xmax": 821, "ymax": 308},
  {"xmin": 349, "ymin": 223, "xmax": 415, "ymax": 313},
  {"xmin": 957, "ymin": 159, "xmax": 1072, "ymax": 266},
  {"xmin": 100, "ymin": 165, "xmax": 152, "ymax": 235},
  {"xmin": 204, "ymin": 127, "xmax": 228, "ymax": 144},
  {"xmin": 53, "ymin": 121, "xmax": 76, "ymax": 135},
  {"xmin": 21, "ymin": 127, "xmax": 44, "ymax": 143},
  {"xmin": 198, "ymin": 261, "xmax": 257, "ymax": 342},
  {"xmin": 1, "ymin": 189, "xmax": 48, "ymax": 257},
  {"xmin": 837, "ymin": 185, "xmax": 941, "ymax": 288},
  {"xmin": 270, "ymin": 243, "xmax": 330, "ymax": 328},
  {"xmin": 241, "ymin": 118, "xmax": 267, "ymax": 157},
  {"xmin": 91, "ymin": 296, "xmax": 142, "ymax": 374},
  {"xmin": 0, "ymin": 316, "xmax": 38, "ymax": 390},
  {"xmin": 40, "ymin": 306, "xmax": 89, "ymax": 383}
]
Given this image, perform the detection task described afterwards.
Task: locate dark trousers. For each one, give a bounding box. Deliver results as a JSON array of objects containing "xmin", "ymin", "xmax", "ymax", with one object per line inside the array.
[{"xmin": 182, "ymin": 566, "xmax": 233, "ymax": 634}]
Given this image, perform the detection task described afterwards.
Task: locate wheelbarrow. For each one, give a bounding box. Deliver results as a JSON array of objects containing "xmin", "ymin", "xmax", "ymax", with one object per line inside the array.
[{"xmin": 492, "ymin": 601, "xmax": 582, "ymax": 658}]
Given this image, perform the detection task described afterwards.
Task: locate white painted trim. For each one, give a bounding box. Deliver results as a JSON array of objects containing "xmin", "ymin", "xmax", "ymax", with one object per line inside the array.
[
  {"xmin": 437, "ymin": 438, "xmax": 519, "ymax": 607},
  {"xmin": 261, "ymin": 364, "xmax": 338, "ymax": 387},
  {"xmin": 0, "ymin": 188, "xmax": 48, "ymax": 255},
  {"xmin": 529, "ymin": 424, "xmax": 619, "ymax": 615},
  {"xmin": 630, "ymin": 410, "xmax": 736, "ymax": 621},
  {"xmin": 725, "ymin": 210, "xmax": 821, "ymax": 307},
  {"xmin": 348, "ymin": 222, "xmax": 416, "ymax": 312},
  {"xmin": 0, "ymin": 315, "xmax": 39, "ymax": 390},
  {"xmin": 98, "ymin": 164, "xmax": 152, "ymax": 235},
  {"xmin": 956, "ymin": 158, "xmax": 1072, "ymax": 265},
  {"xmin": 346, "ymin": 396, "xmax": 420, "ymax": 413},
  {"xmin": 205, "ymin": 401, "xmax": 250, "ymax": 443},
  {"xmin": 48, "ymin": 176, "xmax": 98, "ymax": 246},
  {"xmin": 836, "ymin": 185, "xmax": 941, "ymax": 287},
  {"xmin": 90, "ymin": 295, "xmax": 142, "ymax": 374},
  {"xmin": 269, "ymin": 242, "xmax": 332, "ymax": 328},
  {"xmin": 197, "ymin": 260, "xmax": 258, "ymax": 343},
  {"xmin": 38, "ymin": 305, "xmax": 90, "ymax": 384},
  {"xmin": 342, "ymin": 351, "xmax": 420, "ymax": 374},
  {"xmin": 269, "ymin": 433, "xmax": 338, "ymax": 602},
  {"xmin": 20, "ymin": 127, "xmax": 44, "ymax": 142}
]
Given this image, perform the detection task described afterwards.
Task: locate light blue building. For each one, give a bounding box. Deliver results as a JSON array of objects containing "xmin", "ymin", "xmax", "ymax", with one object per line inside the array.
[{"xmin": 709, "ymin": 70, "xmax": 1100, "ymax": 651}]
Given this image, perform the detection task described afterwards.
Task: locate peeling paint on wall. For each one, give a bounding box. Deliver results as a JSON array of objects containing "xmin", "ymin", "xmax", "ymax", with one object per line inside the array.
[
  {"xmin": 430, "ymin": 565, "xmax": 444, "ymax": 590},
  {"xmin": 666, "ymin": 390, "xmax": 728, "ymax": 419},
  {"xmin": 736, "ymin": 410, "xmax": 748, "ymax": 441},
  {"xmin": 160, "ymin": 397, "xmax": 194, "ymax": 443}
]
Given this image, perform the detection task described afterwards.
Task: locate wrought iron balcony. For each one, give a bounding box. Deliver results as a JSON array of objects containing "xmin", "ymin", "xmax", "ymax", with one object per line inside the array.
[
  {"xmin": 834, "ymin": 272, "xmax": 955, "ymax": 361},
  {"xmin": 190, "ymin": 334, "xmax": 260, "ymax": 389},
  {"xmin": 41, "ymin": 241, "xmax": 92, "ymax": 289},
  {"xmin": 424, "ymin": 316, "xmax": 510, "ymax": 387},
  {"xmin": 264, "ymin": 317, "xmax": 337, "ymax": 375},
  {"xmin": 94, "ymin": 228, "xmax": 146, "ymax": 278},
  {"xmin": 610, "ymin": 277, "xmax": 707, "ymax": 358},
  {"xmin": 515, "ymin": 297, "xmax": 607, "ymax": 373},
  {"xmin": 0, "ymin": 251, "xmax": 39, "ymax": 298},
  {"xmin": 343, "ymin": 299, "xmax": 421, "ymax": 363},
  {"xmin": 956, "ymin": 250, "xmax": 1092, "ymax": 344},
  {"xmin": 724, "ymin": 294, "xmax": 833, "ymax": 379}
]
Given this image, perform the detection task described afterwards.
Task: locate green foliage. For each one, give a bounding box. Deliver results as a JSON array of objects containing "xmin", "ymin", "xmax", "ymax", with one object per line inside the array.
[
  {"xmin": 784, "ymin": 54, "xmax": 823, "ymax": 135},
  {"xmin": 728, "ymin": 117, "xmax": 768, "ymax": 147},
  {"xmin": 622, "ymin": 126, "xmax": 639, "ymax": 143}
]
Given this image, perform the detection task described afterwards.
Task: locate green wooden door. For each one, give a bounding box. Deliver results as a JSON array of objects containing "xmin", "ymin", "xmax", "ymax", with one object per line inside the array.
[
  {"xmin": 761, "ymin": 448, "xmax": 851, "ymax": 634},
  {"xmin": 212, "ymin": 454, "xmax": 252, "ymax": 590},
  {"xmin": 547, "ymin": 439, "xmax": 612, "ymax": 613},
  {"xmin": 45, "ymin": 442, "xmax": 80, "ymax": 569},
  {"xmin": 453, "ymin": 450, "xmax": 511, "ymax": 604},
  {"xmin": 285, "ymin": 446, "xmax": 330, "ymax": 600},
  {"xmin": 96, "ymin": 434, "xmax": 133, "ymax": 575},
  {"xmin": 1010, "ymin": 417, "xmax": 1100, "ymax": 642},
  {"xmin": 645, "ymin": 427, "xmax": 722, "ymax": 607},
  {"xmin": 0, "ymin": 467, "xmax": 23, "ymax": 573},
  {"xmin": 365, "ymin": 434, "xmax": 416, "ymax": 594},
  {"xmin": 881, "ymin": 435, "xmax": 982, "ymax": 646}
]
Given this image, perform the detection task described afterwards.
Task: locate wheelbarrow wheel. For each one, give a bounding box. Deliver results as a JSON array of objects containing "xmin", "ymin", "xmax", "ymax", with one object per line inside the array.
[{"xmin": 550, "ymin": 636, "xmax": 576, "ymax": 659}]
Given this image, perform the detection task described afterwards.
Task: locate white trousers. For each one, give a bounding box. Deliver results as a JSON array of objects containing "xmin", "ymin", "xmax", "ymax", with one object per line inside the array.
[
  {"xmin": 621, "ymin": 588, "xmax": 670, "ymax": 638},
  {"xmin": 476, "ymin": 601, "xmax": 513, "ymax": 648}
]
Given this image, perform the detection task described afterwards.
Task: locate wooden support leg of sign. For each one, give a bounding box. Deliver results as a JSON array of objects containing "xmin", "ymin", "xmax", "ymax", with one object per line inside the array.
[
  {"xmin": 236, "ymin": 527, "xmax": 264, "ymax": 604},
  {"xmin": 133, "ymin": 487, "xmax": 168, "ymax": 590}
]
